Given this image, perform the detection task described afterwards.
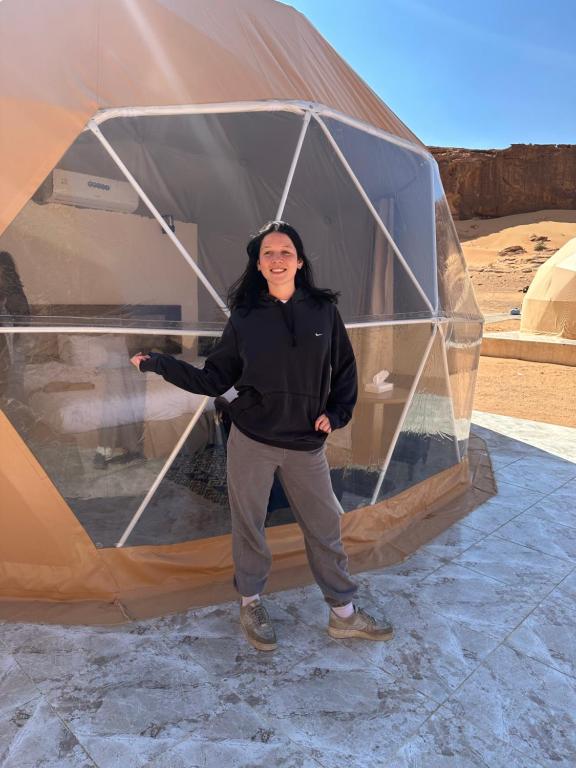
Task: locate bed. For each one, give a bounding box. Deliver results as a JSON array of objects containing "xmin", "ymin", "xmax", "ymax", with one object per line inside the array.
[{"xmin": 12, "ymin": 304, "xmax": 231, "ymax": 460}]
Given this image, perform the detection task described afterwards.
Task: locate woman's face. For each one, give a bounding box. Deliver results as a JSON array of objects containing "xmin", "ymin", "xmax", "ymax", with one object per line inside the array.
[{"xmin": 257, "ymin": 232, "xmax": 303, "ymax": 291}]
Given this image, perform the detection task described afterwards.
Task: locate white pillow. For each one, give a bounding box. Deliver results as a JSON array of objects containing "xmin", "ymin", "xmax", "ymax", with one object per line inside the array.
[{"xmin": 57, "ymin": 334, "xmax": 129, "ymax": 369}]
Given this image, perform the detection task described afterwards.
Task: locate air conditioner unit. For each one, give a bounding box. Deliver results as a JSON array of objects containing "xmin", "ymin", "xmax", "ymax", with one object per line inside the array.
[{"xmin": 34, "ymin": 169, "xmax": 139, "ymax": 214}]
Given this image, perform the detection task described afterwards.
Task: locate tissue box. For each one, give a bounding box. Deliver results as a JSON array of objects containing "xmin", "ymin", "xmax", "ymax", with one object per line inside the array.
[{"xmin": 364, "ymin": 381, "xmax": 394, "ymax": 393}]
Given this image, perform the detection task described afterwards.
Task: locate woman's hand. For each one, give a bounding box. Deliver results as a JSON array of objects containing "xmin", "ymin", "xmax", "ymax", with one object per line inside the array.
[
  {"xmin": 130, "ymin": 352, "xmax": 150, "ymax": 370},
  {"xmin": 315, "ymin": 413, "xmax": 332, "ymax": 433}
]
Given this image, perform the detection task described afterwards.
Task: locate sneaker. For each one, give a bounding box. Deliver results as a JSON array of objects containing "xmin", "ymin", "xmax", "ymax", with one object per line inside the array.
[
  {"xmin": 239, "ymin": 598, "xmax": 277, "ymax": 652},
  {"xmin": 328, "ymin": 605, "xmax": 394, "ymax": 641}
]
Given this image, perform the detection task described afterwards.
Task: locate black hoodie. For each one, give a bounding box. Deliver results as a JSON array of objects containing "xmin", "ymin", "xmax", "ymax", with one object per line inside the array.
[{"xmin": 139, "ymin": 287, "xmax": 357, "ymax": 451}]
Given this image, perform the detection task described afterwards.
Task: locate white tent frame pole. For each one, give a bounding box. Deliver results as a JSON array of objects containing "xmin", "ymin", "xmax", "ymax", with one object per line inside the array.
[
  {"xmin": 115, "ymin": 398, "xmax": 210, "ymax": 547},
  {"xmin": 369, "ymin": 326, "xmax": 437, "ymax": 505},
  {"xmin": 438, "ymin": 322, "xmax": 462, "ymax": 463},
  {"xmin": 92, "ymin": 101, "xmax": 308, "ymax": 123},
  {"xmin": 88, "ymin": 120, "xmax": 230, "ymax": 319},
  {"xmin": 89, "ymin": 119, "xmax": 232, "ymax": 547},
  {"xmin": 0, "ymin": 327, "xmax": 223, "ymax": 336},
  {"xmin": 276, "ymin": 111, "xmax": 311, "ymax": 220},
  {"xmin": 0, "ymin": 317, "xmax": 445, "ymax": 335},
  {"xmin": 346, "ymin": 317, "xmax": 444, "ymax": 330},
  {"xmin": 313, "ymin": 115, "xmax": 435, "ymax": 316},
  {"xmin": 429, "ymin": 159, "xmax": 440, "ymax": 315},
  {"xmin": 316, "ymin": 107, "xmax": 430, "ymax": 160},
  {"xmin": 91, "ymin": 101, "xmax": 430, "ymax": 161}
]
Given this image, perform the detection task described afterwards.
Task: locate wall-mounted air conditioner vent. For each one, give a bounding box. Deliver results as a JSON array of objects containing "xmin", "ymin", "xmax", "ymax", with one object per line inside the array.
[{"xmin": 34, "ymin": 169, "xmax": 139, "ymax": 214}]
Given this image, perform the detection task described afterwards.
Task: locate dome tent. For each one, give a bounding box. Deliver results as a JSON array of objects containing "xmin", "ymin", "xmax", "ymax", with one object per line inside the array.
[
  {"xmin": 520, "ymin": 237, "xmax": 576, "ymax": 339},
  {"xmin": 0, "ymin": 0, "xmax": 483, "ymax": 623}
]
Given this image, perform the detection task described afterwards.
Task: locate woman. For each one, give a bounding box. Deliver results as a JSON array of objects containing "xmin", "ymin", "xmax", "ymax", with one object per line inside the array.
[{"xmin": 131, "ymin": 221, "xmax": 393, "ymax": 651}]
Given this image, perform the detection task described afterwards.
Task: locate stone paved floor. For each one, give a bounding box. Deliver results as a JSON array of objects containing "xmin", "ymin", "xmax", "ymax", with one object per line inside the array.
[{"xmin": 1, "ymin": 411, "xmax": 575, "ymax": 767}]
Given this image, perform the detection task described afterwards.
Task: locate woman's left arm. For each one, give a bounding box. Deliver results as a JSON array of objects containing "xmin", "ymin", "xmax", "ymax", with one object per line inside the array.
[{"xmin": 324, "ymin": 306, "xmax": 358, "ymax": 430}]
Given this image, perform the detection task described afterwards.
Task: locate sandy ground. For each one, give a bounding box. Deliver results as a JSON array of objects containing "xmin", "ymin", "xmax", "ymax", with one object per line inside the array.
[
  {"xmin": 483, "ymin": 319, "xmax": 521, "ymax": 333},
  {"xmin": 473, "ymin": 356, "xmax": 575, "ymax": 428},
  {"xmin": 458, "ymin": 210, "xmax": 576, "ymax": 428},
  {"xmin": 457, "ymin": 209, "xmax": 576, "ymax": 315}
]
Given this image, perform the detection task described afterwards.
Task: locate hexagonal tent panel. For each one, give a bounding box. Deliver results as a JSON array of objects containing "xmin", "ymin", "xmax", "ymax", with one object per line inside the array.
[{"xmin": 0, "ymin": 0, "xmax": 483, "ymax": 622}]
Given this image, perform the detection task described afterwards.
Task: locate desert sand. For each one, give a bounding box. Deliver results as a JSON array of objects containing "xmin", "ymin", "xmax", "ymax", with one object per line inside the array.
[
  {"xmin": 457, "ymin": 209, "xmax": 576, "ymax": 315},
  {"xmin": 473, "ymin": 356, "xmax": 575, "ymax": 428},
  {"xmin": 458, "ymin": 210, "xmax": 576, "ymax": 428}
]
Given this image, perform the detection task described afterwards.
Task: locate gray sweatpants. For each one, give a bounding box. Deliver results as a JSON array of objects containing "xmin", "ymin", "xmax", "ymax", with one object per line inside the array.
[{"xmin": 226, "ymin": 423, "xmax": 358, "ymax": 606}]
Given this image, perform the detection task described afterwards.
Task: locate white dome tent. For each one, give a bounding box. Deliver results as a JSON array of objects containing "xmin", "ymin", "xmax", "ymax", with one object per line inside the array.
[
  {"xmin": 520, "ymin": 236, "xmax": 576, "ymax": 339},
  {"xmin": 0, "ymin": 0, "xmax": 483, "ymax": 622}
]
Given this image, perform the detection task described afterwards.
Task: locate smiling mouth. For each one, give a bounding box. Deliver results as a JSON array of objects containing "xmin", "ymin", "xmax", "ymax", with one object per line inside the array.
[{"xmin": 270, "ymin": 268, "xmax": 287, "ymax": 273}]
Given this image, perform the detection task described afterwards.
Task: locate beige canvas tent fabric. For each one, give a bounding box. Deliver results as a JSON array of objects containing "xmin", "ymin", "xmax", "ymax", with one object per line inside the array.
[
  {"xmin": 521, "ymin": 237, "xmax": 576, "ymax": 339},
  {"xmin": 0, "ymin": 0, "xmax": 420, "ymax": 237}
]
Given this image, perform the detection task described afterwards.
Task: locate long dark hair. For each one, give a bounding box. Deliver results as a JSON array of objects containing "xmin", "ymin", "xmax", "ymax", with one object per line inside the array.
[{"xmin": 226, "ymin": 221, "xmax": 339, "ymax": 311}]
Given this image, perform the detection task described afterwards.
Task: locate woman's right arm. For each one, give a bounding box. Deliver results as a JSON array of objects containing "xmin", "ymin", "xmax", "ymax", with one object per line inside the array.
[{"xmin": 131, "ymin": 319, "xmax": 242, "ymax": 397}]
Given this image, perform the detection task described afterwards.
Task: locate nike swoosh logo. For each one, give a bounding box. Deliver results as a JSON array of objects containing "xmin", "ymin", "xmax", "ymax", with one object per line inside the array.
[{"xmin": 315, "ymin": 333, "xmax": 323, "ymax": 336}]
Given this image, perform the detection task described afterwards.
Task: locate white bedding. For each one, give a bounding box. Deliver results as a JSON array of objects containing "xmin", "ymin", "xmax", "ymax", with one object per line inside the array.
[{"xmin": 23, "ymin": 360, "xmax": 222, "ymax": 434}]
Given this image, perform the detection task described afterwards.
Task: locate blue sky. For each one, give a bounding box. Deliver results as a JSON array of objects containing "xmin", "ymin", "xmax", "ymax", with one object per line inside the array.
[{"xmin": 288, "ymin": 0, "xmax": 576, "ymax": 148}]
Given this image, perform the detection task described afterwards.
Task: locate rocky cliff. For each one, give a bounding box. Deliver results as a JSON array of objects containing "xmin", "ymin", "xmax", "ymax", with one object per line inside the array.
[{"xmin": 429, "ymin": 144, "xmax": 576, "ymax": 220}]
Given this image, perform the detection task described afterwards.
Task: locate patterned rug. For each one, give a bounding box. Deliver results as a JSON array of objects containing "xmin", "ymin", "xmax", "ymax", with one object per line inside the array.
[{"xmin": 166, "ymin": 443, "xmax": 230, "ymax": 508}]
